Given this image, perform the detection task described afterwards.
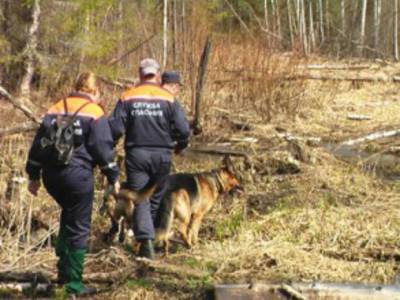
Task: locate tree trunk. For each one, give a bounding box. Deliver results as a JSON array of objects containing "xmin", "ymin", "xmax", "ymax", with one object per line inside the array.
[
  {"xmin": 19, "ymin": 0, "xmax": 40, "ymax": 101},
  {"xmin": 271, "ymin": 0, "xmax": 282, "ymax": 47},
  {"xmin": 374, "ymin": 0, "xmax": 381, "ymax": 56},
  {"xmin": 341, "ymin": 0, "xmax": 345, "ymax": 34},
  {"xmin": 181, "ymin": 0, "xmax": 186, "ymax": 73},
  {"xmin": 1, "ymin": 2, "xmax": 36, "ymax": 92},
  {"xmin": 78, "ymin": 11, "xmax": 90, "ymax": 74},
  {"xmin": 300, "ymin": 0, "xmax": 308, "ymax": 55},
  {"xmin": 264, "ymin": 0, "xmax": 269, "ymax": 33},
  {"xmin": 359, "ymin": 0, "xmax": 368, "ymax": 57},
  {"xmin": 287, "ymin": 0, "xmax": 295, "ymax": 48},
  {"xmin": 193, "ymin": 37, "xmax": 212, "ymax": 135},
  {"xmin": 309, "ymin": 1, "xmax": 316, "ymax": 51},
  {"xmin": 394, "ymin": 0, "xmax": 399, "ymax": 60},
  {"xmin": 163, "ymin": 0, "xmax": 168, "ymax": 68},
  {"xmin": 172, "ymin": 0, "xmax": 177, "ymax": 67},
  {"xmin": 318, "ymin": 0, "xmax": 325, "ymax": 43}
]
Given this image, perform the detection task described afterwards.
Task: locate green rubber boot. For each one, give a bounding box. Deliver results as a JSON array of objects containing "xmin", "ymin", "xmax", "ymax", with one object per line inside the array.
[
  {"xmin": 64, "ymin": 247, "xmax": 86, "ymax": 295},
  {"xmin": 64, "ymin": 247, "xmax": 97, "ymax": 296},
  {"xmin": 55, "ymin": 225, "xmax": 68, "ymax": 284}
]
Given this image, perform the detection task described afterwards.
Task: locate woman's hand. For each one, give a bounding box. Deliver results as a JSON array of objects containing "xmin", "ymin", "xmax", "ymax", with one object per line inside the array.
[{"xmin": 28, "ymin": 180, "xmax": 41, "ymax": 196}]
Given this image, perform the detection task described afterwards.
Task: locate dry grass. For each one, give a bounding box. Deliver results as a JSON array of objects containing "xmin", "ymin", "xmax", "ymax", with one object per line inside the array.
[{"xmin": 1, "ymin": 57, "xmax": 400, "ymax": 299}]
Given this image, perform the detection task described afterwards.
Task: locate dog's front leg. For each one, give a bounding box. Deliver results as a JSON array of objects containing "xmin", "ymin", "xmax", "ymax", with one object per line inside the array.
[
  {"xmin": 118, "ymin": 219, "xmax": 126, "ymax": 243},
  {"xmin": 105, "ymin": 218, "xmax": 119, "ymax": 244}
]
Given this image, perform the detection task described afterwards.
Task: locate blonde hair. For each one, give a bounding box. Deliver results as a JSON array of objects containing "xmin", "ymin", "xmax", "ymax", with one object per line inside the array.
[{"xmin": 74, "ymin": 72, "xmax": 99, "ymax": 95}]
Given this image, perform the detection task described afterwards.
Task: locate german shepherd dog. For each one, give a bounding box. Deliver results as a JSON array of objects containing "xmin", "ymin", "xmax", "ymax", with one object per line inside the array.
[
  {"xmin": 100, "ymin": 183, "xmax": 156, "ymax": 244},
  {"xmin": 155, "ymin": 156, "xmax": 243, "ymax": 256}
]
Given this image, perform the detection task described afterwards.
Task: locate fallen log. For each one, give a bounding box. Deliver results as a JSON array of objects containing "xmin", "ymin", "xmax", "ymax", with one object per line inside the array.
[
  {"xmin": 347, "ymin": 114, "xmax": 372, "ymax": 121},
  {"xmin": 341, "ymin": 129, "xmax": 400, "ymax": 146},
  {"xmin": 322, "ymin": 248, "xmax": 400, "ymax": 262},
  {"xmin": 0, "ymin": 122, "xmax": 38, "ymax": 137},
  {"xmin": 185, "ymin": 146, "xmax": 249, "ymax": 158},
  {"xmin": 0, "ymin": 282, "xmax": 50, "ymax": 293},
  {"xmin": 0, "ymin": 86, "xmax": 40, "ymax": 123},
  {"xmin": 280, "ymin": 284, "xmax": 308, "ymax": 300},
  {"xmin": 214, "ymin": 74, "xmax": 400, "ymax": 84},
  {"xmin": 215, "ymin": 283, "xmax": 400, "ymax": 300},
  {"xmin": 0, "ymin": 267, "xmax": 133, "ymax": 284},
  {"xmin": 300, "ymin": 64, "xmax": 373, "ymax": 70}
]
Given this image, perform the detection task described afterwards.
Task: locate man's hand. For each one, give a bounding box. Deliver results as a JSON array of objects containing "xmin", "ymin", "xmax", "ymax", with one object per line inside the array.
[
  {"xmin": 112, "ymin": 181, "xmax": 121, "ymax": 195},
  {"xmin": 174, "ymin": 140, "xmax": 189, "ymax": 155},
  {"xmin": 28, "ymin": 180, "xmax": 41, "ymax": 196}
]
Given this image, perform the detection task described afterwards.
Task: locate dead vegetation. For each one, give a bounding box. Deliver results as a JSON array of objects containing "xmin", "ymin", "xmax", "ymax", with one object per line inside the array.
[{"xmin": 1, "ymin": 54, "xmax": 400, "ymax": 299}]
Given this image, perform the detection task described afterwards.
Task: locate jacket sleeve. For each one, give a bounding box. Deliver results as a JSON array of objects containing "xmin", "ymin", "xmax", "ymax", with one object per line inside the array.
[
  {"xmin": 108, "ymin": 99, "xmax": 128, "ymax": 143},
  {"xmin": 25, "ymin": 122, "xmax": 46, "ymax": 181},
  {"xmin": 171, "ymin": 100, "xmax": 190, "ymax": 151},
  {"xmin": 87, "ymin": 116, "xmax": 119, "ymax": 184}
]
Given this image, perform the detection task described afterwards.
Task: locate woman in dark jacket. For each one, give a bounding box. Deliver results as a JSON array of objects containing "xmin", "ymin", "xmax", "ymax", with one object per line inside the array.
[{"xmin": 26, "ymin": 72, "xmax": 119, "ymax": 296}]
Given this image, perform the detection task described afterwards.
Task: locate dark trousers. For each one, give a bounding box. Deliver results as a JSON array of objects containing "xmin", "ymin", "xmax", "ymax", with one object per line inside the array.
[
  {"xmin": 42, "ymin": 166, "xmax": 94, "ymax": 249},
  {"xmin": 125, "ymin": 148, "xmax": 171, "ymax": 241}
]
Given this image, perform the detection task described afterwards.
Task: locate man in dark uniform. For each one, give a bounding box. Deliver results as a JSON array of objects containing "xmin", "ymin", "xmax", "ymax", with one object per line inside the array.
[
  {"xmin": 109, "ymin": 59, "xmax": 190, "ymax": 259},
  {"xmin": 162, "ymin": 71, "xmax": 183, "ymax": 97},
  {"xmin": 26, "ymin": 72, "xmax": 119, "ymax": 296}
]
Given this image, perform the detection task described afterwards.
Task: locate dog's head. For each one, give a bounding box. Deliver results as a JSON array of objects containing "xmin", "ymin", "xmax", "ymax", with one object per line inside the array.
[
  {"xmin": 99, "ymin": 183, "xmax": 157, "ymax": 216},
  {"xmin": 217, "ymin": 156, "xmax": 244, "ymax": 195}
]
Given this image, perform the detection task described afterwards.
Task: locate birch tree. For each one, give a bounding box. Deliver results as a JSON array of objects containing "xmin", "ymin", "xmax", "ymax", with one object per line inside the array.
[
  {"xmin": 341, "ymin": 0, "xmax": 345, "ymax": 34},
  {"xmin": 20, "ymin": 0, "xmax": 41, "ymax": 101},
  {"xmin": 163, "ymin": 0, "xmax": 168, "ymax": 68},
  {"xmin": 359, "ymin": 0, "xmax": 368, "ymax": 57},
  {"xmin": 318, "ymin": 0, "xmax": 325, "ymax": 43},
  {"xmin": 309, "ymin": 1, "xmax": 316, "ymax": 51},
  {"xmin": 394, "ymin": 0, "xmax": 399, "ymax": 60}
]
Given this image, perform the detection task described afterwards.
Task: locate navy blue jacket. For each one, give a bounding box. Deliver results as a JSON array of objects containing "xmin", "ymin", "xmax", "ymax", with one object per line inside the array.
[
  {"xmin": 26, "ymin": 92, "xmax": 119, "ymax": 184},
  {"xmin": 108, "ymin": 83, "xmax": 190, "ymax": 151}
]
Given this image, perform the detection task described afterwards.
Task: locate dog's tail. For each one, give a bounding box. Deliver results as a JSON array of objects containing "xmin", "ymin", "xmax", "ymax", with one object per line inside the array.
[{"xmin": 136, "ymin": 184, "xmax": 158, "ymax": 203}]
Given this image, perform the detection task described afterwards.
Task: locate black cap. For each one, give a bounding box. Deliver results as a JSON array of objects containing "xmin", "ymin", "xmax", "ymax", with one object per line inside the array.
[{"xmin": 162, "ymin": 71, "xmax": 182, "ymax": 85}]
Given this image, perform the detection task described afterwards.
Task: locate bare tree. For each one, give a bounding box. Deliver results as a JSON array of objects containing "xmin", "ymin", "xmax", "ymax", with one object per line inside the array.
[
  {"xmin": 359, "ymin": 0, "xmax": 368, "ymax": 57},
  {"xmin": 374, "ymin": 0, "xmax": 381, "ymax": 55},
  {"xmin": 264, "ymin": 0, "xmax": 269, "ymax": 32},
  {"xmin": 271, "ymin": 0, "xmax": 282, "ymax": 44},
  {"xmin": 286, "ymin": 0, "xmax": 295, "ymax": 47},
  {"xmin": 20, "ymin": 0, "xmax": 41, "ymax": 101},
  {"xmin": 172, "ymin": 0, "xmax": 177, "ymax": 67},
  {"xmin": 309, "ymin": 1, "xmax": 316, "ymax": 51},
  {"xmin": 341, "ymin": 0, "xmax": 345, "ymax": 34},
  {"xmin": 318, "ymin": 0, "xmax": 325, "ymax": 43},
  {"xmin": 394, "ymin": 0, "xmax": 399, "ymax": 60},
  {"xmin": 163, "ymin": 0, "xmax": 168, "ymax": 68},
  {"xmin": 299, "ymin": 0, "xmax": 308, "ymax": 55}
]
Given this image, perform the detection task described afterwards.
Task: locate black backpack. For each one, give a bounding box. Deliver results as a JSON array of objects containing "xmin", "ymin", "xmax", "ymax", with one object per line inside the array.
[{"xmin": 40, "ymin": 98, "xmax": 90, "ymax": 166}]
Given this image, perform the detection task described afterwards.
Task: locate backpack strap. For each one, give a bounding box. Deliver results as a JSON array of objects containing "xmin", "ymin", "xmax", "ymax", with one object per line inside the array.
[
  {"xmin": 63, "ymin": 98, "xmax": 93, "ymax": 127},
  {"xmin": 63, "ymin": 97, "xmax": 68, "ymax": 116}
]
